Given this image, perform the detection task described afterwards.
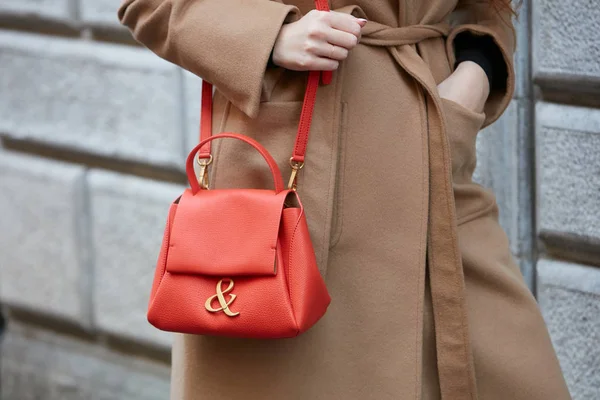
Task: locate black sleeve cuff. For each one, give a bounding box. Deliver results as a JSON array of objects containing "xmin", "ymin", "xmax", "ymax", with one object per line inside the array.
[
  {"xmin": 453, "ymin": 31, "xmax": 507, "ymax": 90},
  {"xmin": 267, "ymin": 46, "xmax": 276, "ymax": 68}
]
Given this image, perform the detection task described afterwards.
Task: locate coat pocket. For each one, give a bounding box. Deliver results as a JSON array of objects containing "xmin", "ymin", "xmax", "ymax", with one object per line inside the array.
[
  {"xmin": 439, "ymin": 97, "xmax": 485, "ymax": 183},
  {"xmin": 329, "ymin": 101, "xmax": 348, "ymax": 249},
  {"xmin": 439, "ymin": 98, "xmax": 498, "ymax": 225},
  {"xmin": 207, "ymin": 98, "xmax": 339, "ymax": 277},
  {"xmin": 208, "ymin": 61, "xmax": 344, "ymax": 278},
  {"xmin": 210, "ymin": 100, "xmax": 303, "ymax": 190}
]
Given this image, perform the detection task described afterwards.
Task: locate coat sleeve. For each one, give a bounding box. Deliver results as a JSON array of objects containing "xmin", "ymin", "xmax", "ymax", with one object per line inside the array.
[
  {"xmin": 445, "ymin": 1, "xmax": 516, "ymax": 126},
  {"xmin": 118, "ymin": 0, "xmax": 301, "ymax": 119}
]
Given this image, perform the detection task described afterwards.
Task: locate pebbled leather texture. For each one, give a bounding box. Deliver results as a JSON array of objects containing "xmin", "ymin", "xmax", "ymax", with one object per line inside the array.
[
  {"xmin": 166, "ymin": 188, "xmax": 290, "ymax": 277},
  {"xmin": 148, "ymin": 135, "xmax": 331, "ymax": 338},
  {"xmin": 147, "ymin": 187, "xmax": 331, "ymax": 338}
]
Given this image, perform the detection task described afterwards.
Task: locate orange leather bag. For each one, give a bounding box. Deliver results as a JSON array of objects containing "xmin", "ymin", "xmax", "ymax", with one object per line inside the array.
[{"xmin": 147, "ymin": 0, "xmax": 332, "ymax": 339}]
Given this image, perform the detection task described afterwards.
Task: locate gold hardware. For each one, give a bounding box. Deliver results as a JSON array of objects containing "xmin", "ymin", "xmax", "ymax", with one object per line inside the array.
[
  {"xmin": 196, "ymin": 154, "xmax": 213, "ymax": 190},
  {"xmin": 205, "ymin": 278, "xmax": 239, "ymax": 317},
  {"xmin": 287, "ymin": 157, "xmax": 305, "ymax": 191}
]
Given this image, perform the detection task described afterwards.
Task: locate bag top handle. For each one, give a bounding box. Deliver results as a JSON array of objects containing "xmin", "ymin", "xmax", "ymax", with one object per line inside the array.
[
  {"xmin": 186, "ymin": 132, "xmax": 286, "ymax": 194},
  {"xmin": 196, "ymin": 0, "xmax": 332, "ymax": 191}
]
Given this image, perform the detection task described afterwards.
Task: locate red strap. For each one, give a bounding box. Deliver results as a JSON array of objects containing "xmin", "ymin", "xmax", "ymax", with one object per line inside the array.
[
  {"xmin": 290, "ymin": 70, "xmax": 320, "ymax": 163},
  {"xmin": 199, "ymin": 0, "xmax": 331, "ymax": 165},
  {"xmin": 198, "ymin": 81, "xmax": 213, "ymax": 158}
]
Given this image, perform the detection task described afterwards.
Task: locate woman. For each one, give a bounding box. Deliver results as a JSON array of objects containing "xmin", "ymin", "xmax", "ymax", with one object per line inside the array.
[{"xmin": 118, "ymin": 1, "xmax": 571, "ymax": 399}]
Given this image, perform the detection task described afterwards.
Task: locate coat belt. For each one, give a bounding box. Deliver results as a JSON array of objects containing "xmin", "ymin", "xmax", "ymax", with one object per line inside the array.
[{"xmin": 346, "ymin": 15, "xmax": 479, "ymax": 400}]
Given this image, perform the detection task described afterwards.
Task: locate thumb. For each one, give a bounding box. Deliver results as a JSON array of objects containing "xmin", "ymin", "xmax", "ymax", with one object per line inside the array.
[{"xmin": 356, "ymin": 18, "xmax": 367, "ymax": 27}]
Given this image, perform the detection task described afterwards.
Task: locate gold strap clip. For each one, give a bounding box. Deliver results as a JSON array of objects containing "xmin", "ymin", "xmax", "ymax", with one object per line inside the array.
[
  {"xmin": 196, "ymin": 154, "xmax": 213, "ymax": 190},
  {"xmin": 287, "ymin": 157, "xmax": 305, "ymax": 191}
]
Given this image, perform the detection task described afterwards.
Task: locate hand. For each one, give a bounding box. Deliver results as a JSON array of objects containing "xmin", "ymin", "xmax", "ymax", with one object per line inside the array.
[
  {"xmin": 272, "ymin": 10, "xmax": 367, "ymax": 71},
  {"xmin": 436, "ymin": 61, "xmax": 490, "ymax": 114}
]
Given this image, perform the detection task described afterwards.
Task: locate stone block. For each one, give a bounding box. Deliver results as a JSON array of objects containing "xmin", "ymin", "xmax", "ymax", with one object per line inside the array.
[
  {"xmin": 80, "ymin": 0, "xmax": 125, "ymax": 29},
  {"xmin": 0, "ymin": 30, "xmax": 186, "ymax": 168},
  {"xmin": 474, "ymin": 100, "xmax": 533, "ymax": 258},
  {"xmin": 0, "ymin": 322, "xmax": 170, "ymax": 400},
  {"xmin": 533, "ymin": 0, "xmax": 600, "ymax": 90},
  {"xmin": 513, "ymin": 0, "xmax": 530, "ymax": 98},
  {"xmin": 537, "ymin": 259, "xmax": 600, "ymax": 399},
  {"xmin": 89, "ymin": 170, "xmax": 184, "ymax": 347},
  {"xmin": 0, "ymin": 150, "xmax": 90, "ymax": 325},
  {"xmin": 0, "ymin": 0, "xmax": 72, "ymax": 21},
  {"xmin": 536, "ymin": 102, "xmax": 600, "ymax": 243}
]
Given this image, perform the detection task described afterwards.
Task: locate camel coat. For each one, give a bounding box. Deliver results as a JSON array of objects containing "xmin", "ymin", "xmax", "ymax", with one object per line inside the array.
[{"xmin": 118, "ymin": 1, "xmax": 571, "ymax": 399}]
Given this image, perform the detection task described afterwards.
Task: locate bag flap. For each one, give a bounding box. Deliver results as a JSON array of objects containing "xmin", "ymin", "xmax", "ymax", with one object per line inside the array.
[{"xmin": 166, "ymin": 188, "xmax": 291, "ymax": 276}]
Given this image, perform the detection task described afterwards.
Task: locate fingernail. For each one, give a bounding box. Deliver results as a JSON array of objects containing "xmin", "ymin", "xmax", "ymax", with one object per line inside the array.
[{"xmin": 356, "ymin": 18, "xmax": 367, "ymax": 22}]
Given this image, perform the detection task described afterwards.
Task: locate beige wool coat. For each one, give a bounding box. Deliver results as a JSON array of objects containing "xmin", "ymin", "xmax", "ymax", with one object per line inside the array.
[{"xmin": 118, "ymin": 1, "xmax": 572, "ymax": 399}]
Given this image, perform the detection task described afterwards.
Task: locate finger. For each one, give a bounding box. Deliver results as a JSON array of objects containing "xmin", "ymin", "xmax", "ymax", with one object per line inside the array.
[
  {"xmin": 308, "ymin": 56, "xmax": 340, "ymax": 71},
  {"xmin": 313, "ymin": 43, "xmax": 349, "ymax": 61},
  {"xmin": 325, "ymin": 28, "xmax": 359, "ymax": 50},
  {"xmin": 326, "ymin": 12, "xmax": 363, "ymax": 38}
]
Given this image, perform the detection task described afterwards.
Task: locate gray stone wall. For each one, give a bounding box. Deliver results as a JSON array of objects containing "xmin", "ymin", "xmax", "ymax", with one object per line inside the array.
[
  {"xmin": 0, "ymin": 1, "xmax": 597, "ymax": 399},
  {"xmin": 532, "ymin": 0, "xmax": 600, "ymax": 397},
  {"xmin": 0, "ymin": 3, "xmax": 184, "ymax": 398}
]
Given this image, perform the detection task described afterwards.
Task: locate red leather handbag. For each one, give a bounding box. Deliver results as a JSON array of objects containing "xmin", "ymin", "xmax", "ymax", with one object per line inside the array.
[{"xmin": 147, "ymin": 0, "xmax": 332, "ymax": 339}]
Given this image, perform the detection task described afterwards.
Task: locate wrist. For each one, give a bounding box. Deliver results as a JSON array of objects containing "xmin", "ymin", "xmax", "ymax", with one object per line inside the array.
[
  {"xmin": 271, "ymin": 23, "xmax": 290, "ymax": 68},
  {"xmin": 455, "ymin": 61, "xmax": 490, "ymax": 99},
  {"xmin": 437, "ymin": 61, "xmax": 490, "ymax": 114}
]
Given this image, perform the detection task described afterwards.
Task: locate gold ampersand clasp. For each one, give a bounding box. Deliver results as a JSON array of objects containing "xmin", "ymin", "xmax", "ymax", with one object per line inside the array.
[{"xmin": 205, "ymin": 278, "xmax": 240, "ymax": 317}]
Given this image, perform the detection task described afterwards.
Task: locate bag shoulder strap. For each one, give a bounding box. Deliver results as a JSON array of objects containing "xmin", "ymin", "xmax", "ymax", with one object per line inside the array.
[{"xmin": 198, "ymin": 0, "xmax": 331, "ymax": 190}]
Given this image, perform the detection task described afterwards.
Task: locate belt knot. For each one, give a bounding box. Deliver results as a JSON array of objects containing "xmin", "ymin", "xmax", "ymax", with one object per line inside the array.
[{"xmin": 360, "ymin": 21, "xmax": 450, "ymax": 47}]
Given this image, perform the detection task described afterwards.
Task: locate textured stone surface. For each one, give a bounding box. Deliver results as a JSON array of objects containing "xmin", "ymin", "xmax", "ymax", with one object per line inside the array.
[
  {"xmin": 0, "ymin": 151, "xmax": 89, "ymax": 324},
  {"xmin": 533, "ymin": 0, "xmax": 600, "ymax": 89},
  {"xmin": 474, "ymin": 100, "xmax": 532, "ymax": 258},
  {"xmin": 513, "ymin": 0, "xmax": 530, "ymax": 98},
  {"xmin": 0, "ymin": 322, "xmax": 170, "ymax": 400},
  {"xmin": 536, "ymin": 103, "xmax": 600, "ymax": 242},
  {"xmin": 0, "ymin": 0, "xmax": 72, "ymax": 21},
  {"xmin": 0, "ymin": 30, "xmax": 185, "ymax": 168},
  {"xmin": 80, "ymin": 0, "xmax": 125, "ymax": 28},
  {"xmin": 89, "ymin": 170, "xmax": 183, "ymax": 347},
  {"xmin": 538, "ymin": 259, "xmax": 600, "ymax": 400}
]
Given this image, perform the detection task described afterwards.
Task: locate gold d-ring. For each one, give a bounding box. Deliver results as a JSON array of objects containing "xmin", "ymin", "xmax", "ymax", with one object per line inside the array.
[{"xmin": 196, "ymin": 154, "xmax": 213, "ymax": 189}]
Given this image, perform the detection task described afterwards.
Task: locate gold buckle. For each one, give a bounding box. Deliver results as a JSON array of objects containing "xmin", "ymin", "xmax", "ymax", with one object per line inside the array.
[
  {"xmin": 196, "ymin": 154, "xmax": 213, "ymax": 189},
  {"xmin": 287, "ymin": 157, "xmax": 305, "ymax": 191}
]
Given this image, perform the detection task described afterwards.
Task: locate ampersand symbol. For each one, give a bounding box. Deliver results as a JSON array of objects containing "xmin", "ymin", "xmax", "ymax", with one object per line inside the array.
[{"xmin": 205, "ymin": 278, "xmax": 240, "ymax": 317}]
